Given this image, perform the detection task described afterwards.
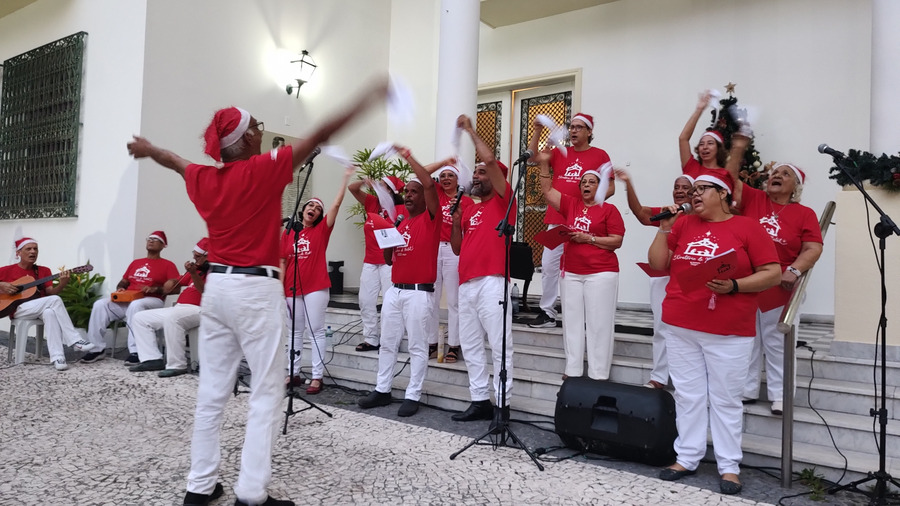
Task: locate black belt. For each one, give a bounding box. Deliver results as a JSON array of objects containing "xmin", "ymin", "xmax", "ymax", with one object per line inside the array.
[
  {"xmin": 210, "ymin": 265, "xmax": 280, "ymax": 279},
  {"xmin": 394, "ymin": 283, "xmax": 434, "ymax": 292}
]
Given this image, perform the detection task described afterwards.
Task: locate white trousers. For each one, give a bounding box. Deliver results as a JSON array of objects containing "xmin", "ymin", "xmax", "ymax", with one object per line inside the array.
[
  {"xmin": 284, "ymin": 289, "xmax": 329, "ymax": 379},
  {"xmin": 430, "ymin": 242, "xmax": 460, "ymax": 347},
  {"xmin": 744, "ymin": 306, "xmax": 798, "ymax": 402},
  {"xmin": 14, "ymin": 296, "xmax": 81, "ymax": 362},
  {"xmin": 375, "ymin": 286, "xmax": 433, "ymax": 401},
  {"xmin": 131, "ymin": 304, "xmax": 200, "ymax": 369},
  {"xmin": 187, "ymin": 273, "xmax": 286, "ymax": 504},
  {"xmin": 539, "ymin": 226, "xmax": 563, "ymax": 319},
  {"xmin": 661, "ymin": 322, "xmax": 753, "ymax": 476},
  {"xmin": 560, "ymin": 271, "xmax": 618, "ymax": 380},
  {"xmin": 648, "ymin": 276, "xmax": 670, "ymax": 384},
  {"xmin": 86, "ymin": 297, "xmax": 165, "ymax": 353},
  {"xmin": 458, "ymin": 276, "xmax": 513, "ymax": 407},
  {"xmin": 358, "ymin": 262, "xmax": 391, "ymax": 346}
]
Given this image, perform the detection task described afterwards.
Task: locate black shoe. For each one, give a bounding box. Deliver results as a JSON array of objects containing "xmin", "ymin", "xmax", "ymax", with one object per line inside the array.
[
  {"xmin": 397, "ymin": 399, "xmax": 419, "ymax": 417},
  {"xmin": 159, "ymin": 368, "xmax": 189, "ymax": 378},
  {"xmin": 183, "ymin": 482, "xmax": 224, "ymax": 506},
  {"xmin": 720, "ymin": 478, "xmax": 743, "ymax": 495},
  {"xmin": 357, "ymin": 390, "xmax": 393, "ymax": 409},
  {"xmin": 489, "ymin": 405, "xmax": 510, "ymax": 434},
  {"xmin": 451, "ymin": 400, "xmax": 494, "ymax": 422},
  {"xmin": 658, "ymin": 466, "xmax": 697, "ymax": 481},
  {"xmin": 129, "ymin": 359, "xmax": 165, "ymax": 372},
  {"xmin": 234, "ymin": 496, "xmax": 294, "ymax": 506},
  {"xmin": 80, "ymin": 351, "xmax": 104, "ymax": 363},
  {"xmin": 123, "ymin": 352, "xmax": 140, "ymax": 365},
  {"xmin": 527, "ymin": 311, "xmax": 556, "ymax": 328}
]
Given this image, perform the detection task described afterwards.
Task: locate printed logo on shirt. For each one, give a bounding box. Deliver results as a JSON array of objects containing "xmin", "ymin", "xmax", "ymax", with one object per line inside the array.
[
  {"xmin": 395, "ymin": 229, "xmax": 413, "ymax": 255},
  {"xmin": 573, "ymin": 215, "xmax": 591, "ymax": 233},
  {"xmin": 133, "ymin": 265, "xmax": 151, "ymax": 279},
  {"xmin": 441, "ymin": 202, "xmax": 454, "ymax": 226},
  {"xmin": 759, "ymin": 215, "xmax": 787, "ymax": 245},
  {"xmin": 291, "ymin": 235, "xmax": 312, "ymax": 259},
  {"xmin": 673, "ymin": 231, "xmax": 721, "ymax": 266},
  {"xmin": 563, "ymin": 160, "xmax": 584, "ymax": 182},
  {"xmin": 468, "ymin": 208, "xmax": 484, "ymax": 228}
]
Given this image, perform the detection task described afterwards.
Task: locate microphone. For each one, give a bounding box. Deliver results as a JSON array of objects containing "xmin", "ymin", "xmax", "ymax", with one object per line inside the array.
[
  {"xmin": 818, "ymin": 144, "xmax": 845, "ymax": 160},
  {"xmin": 513, "ymin": 149, "xmax": 534, "ymax": 166},
  {"xmin": 447, "ymin": 188, "xmax": 465, "ymax": 216},
  {"xmin": 304, "ymin": 146, "xmax": 322, "ymax": 165},
  {"xmin": 650, "ymin": 203, "xmax": 692, "ymax": 222},
  {"xmin": 393, "ymin": 214, "xmax": 405, "ymax": 227}
]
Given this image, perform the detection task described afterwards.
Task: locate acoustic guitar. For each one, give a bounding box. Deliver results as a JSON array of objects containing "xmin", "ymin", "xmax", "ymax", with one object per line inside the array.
[{"xmin": 0, "ymin": 264, "xmax": 94, "ymax": 318}]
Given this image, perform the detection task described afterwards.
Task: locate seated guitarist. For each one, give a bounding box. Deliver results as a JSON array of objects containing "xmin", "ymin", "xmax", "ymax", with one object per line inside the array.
[
  {"xmin": 80, "ymin": 230, "xmax": 180, "ymax": 364},
  {"xmin": 0, "ymin": 237, "xmax": 96, "ymax": 371}
]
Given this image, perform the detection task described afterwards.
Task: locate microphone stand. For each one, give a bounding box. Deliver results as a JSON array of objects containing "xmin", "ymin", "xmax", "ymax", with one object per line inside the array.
[
  {"xmin": 283, "ymin": 155, "xmax": 333, "ymax": 436},
  {"xmin": 825, "ymin": 155, "xmax": 899, "ymax": 505},
  {"xmin": 450, "ymin": 156, "xmax": 544, "ymax": 471}
]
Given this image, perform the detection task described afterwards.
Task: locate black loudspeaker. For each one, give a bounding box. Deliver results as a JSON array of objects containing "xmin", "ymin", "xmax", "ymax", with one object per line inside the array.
[{"xmin": 555, "ymin": 377, "xmax": 677, "ymax": 466}]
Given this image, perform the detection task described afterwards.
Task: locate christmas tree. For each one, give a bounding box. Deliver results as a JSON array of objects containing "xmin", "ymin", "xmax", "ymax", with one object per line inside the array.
[{"xmin": 707, "ymin": 83, "xmax": 766, "ymax": 189}]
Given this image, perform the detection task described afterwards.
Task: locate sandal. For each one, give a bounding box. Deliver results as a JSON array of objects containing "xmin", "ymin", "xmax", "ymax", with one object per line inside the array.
[
  {"xmin": 306, "ymin": 378, "xmax": 323, "ymax": 395},
  {"xmin": 428, "ymin": 343, "xmax": 438, "ymax": 359},
  {"xmin": 445, "ymin": 346, "xmax": 460, "ymax": 363},
  {"xmin": 355, "ymin": 342, "xmax": 380, "ymax": 352}
]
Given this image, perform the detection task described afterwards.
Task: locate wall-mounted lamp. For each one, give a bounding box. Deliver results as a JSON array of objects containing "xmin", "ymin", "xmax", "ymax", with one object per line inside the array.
[{"xmin": 285, "ymin": 50, "xmax": 317, "ymax": 97}]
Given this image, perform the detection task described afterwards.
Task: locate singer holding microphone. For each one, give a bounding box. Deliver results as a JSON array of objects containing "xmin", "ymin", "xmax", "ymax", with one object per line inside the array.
[
  {"xmin": 536, "ymin": 148, "xmax": 624, "ymax": 381},
  {"xmin": 649, "ymin": 169, "xmax": 780, "ymax": 495}
]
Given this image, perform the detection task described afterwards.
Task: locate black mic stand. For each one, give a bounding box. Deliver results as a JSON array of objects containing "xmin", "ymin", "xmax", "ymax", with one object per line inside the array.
[
  {"xmin": 282, "ymin": 156, "xmax": 333, "ymax": 435},
  {"xmin": 450, "ymin": 156, "xmax": 544, "ymax": 471},
  {"xmin": 825, "ymin": 155, "xmax": 900, "ymax": 505}
]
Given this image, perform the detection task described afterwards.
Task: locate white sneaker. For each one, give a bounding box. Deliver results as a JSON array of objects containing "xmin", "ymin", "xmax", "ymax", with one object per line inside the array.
[
  {"xmin": 53, "ymin": 359, "xmax": 69, "ymax": 371},
  {"xmin": 73, "ymin": 339, "xmax": 97, "ymax": 352},
  {"xmin": 771, "ymin": 401, "xmax": 783, "ymax": 415}
]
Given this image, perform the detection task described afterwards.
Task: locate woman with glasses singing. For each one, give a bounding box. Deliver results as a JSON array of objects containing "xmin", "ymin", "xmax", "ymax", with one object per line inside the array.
[
  {"xmin": 648, "ymin": 169, "xmax": 780, "ymax": 496},
  {"xmin": 679, "ymin": 91, "xmax": 727, "ymax": 178},
  {"xmin": 536, "ymin": 147, "xmax": 624, "ymax": 381}
]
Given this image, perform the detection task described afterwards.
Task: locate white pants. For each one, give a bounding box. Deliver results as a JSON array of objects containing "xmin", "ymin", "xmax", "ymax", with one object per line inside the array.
[
  {"xmin": 458, "ymin": 276, "xmax": 513, "ymax": 407},
  {"xmin": 648, "ymin": 276, "xmax": 670, "ymax": 384},
  {"xmin": 375, "ymin": 286, "xmax": 433, "ymax": 401},
  {"xmin": 187, "ymin": 273, "xmax": 286, "ymax": 504},
  {"xmin": 560, "ymin": 271, "xmax": 618, "ymax": 380},
  {"xmin": 744, "ymin": 305, "xmax": 798, "ymax": 402},
  {"xmin": 86, "ymin": 297, "xmax": 165, "ymax": 353},
  {"xmin": 13, "ymin": 296, "xmax": 82, "ymax": 362},
  {"xmin": 661, "ymin": 322, "xmax": 753, "ymax": 476},
  {"xmin": 430, "ymin": 242, "xmax": 460, "ymax": 347},
  {"xmin": 359, "ymin": 262, "xmax": 391, "ymax": 346},
  {"xmin": 539, "ymin": 226, "xmax": 563, "ymax": 319},
  {"xmin": 131, "ymin": 304, "xmax": 200, "ymax": 369},
  {"xmin": 284, "ymin": 289, "xmax": 329, "ymax": 379}
]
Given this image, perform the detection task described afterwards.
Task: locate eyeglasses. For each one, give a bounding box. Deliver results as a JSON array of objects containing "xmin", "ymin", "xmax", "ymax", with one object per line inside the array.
[
  {"xmin": 250, "ymin": 121, "xmax": 264, "ymax": 133},
  {"xmin": 567, "ymin": 124, "xmax": 587, "ymax": 132},
  {"xmin": 689, "ymin": 184, "xmax": 718, "ymax": 196}
]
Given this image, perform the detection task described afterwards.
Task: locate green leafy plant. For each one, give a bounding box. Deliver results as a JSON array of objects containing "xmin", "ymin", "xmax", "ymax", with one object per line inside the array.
[
  {"xmin": 828, "ymin": 149, "xmax": 900, "ymax": 192},
  {"xmin": 346, "ymin": 147, "xmax": 412, "ymax": 227},
  {"xmin": 56, "ymin": 269, "xmax": 105, "ymax": 329},
  {"xmin": 798, "ymin": 467, "xmax": 827, "ymax": 501}
]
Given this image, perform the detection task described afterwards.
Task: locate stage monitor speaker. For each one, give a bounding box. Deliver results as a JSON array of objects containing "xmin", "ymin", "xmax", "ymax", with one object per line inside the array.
[{"xmin": 555, "ymin": 377, "xmax": 677, "ymax": 466}]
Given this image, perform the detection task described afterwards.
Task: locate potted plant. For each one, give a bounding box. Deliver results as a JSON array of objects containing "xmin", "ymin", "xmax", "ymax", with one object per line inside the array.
[{"xmin": 57, "ymin": 268, "xmax": 105, "ymax": 329}]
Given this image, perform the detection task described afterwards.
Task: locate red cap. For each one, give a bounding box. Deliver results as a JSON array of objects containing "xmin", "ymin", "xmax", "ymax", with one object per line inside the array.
[
  {"xmin": 193, "ymin": 237, "xmax": 209, "ymax": 255},
  {"xmin": 15, "ymin": 237, "xmax": 37, "ymax": 251},
  {"xmin": 204, "ymin": 107, "xmax": 250, "ymax": 162},
  {"xmin": 147, "ymin": 231, "xmax": 168, "ymax": 247},
  {"xmin": 700, "ymin": 130, "xmax": 725, "ymax": 145},
  {"xmin": 696, "ymin": 169, "xmax": 734, "ymax": 195},
  {"xmin": 382, "ymin": 175, "xmax": 405, "ymax": 194},
  {"xmin": 571, "ymin": 113, "xmax": 594, "ymax": 130}
]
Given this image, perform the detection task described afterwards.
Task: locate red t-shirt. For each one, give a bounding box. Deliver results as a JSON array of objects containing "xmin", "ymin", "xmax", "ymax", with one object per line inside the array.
[
  {"xmin": 681, "ymin": 157, "xmax": 725, "ymax": 179},
  {"xmin": 175, "ymin": 271, "xmax": 206, "ymax": 306},
  {"xmin": 438, "ymin": 190, "xmax": 474, "ymax": 242},
  {"xmin": 662, "ymin": 214, "xmax": 779, "ymax": 337},
  {"xmin": 281, "ymin": 221, "xmax": 333, "ymax": 296},
  {"xmin": 545, "ymin": 146, "xmax": 612, "ymax": 225},
  {"xmin": 458, "ymin": 182, "xmax": 516, "ymax": 284},
  {"xmin": 559, "ymin": 195, "xmax": 625, "ymax": 275},
  {"xmin": 740, "ymin": 185, "xmax": 823, "ymax": 311},
  {"xmin": 390, "ymin": 209, "xmax": 440, "ymax": 284},
  {"xmin": 362, "ymin": 194, "xmax": 406, "ymax": 265},
  {"xmin": 0, "ymin": 263, "xmax": 52, "ymax": 294},
  {"xmin": 123, "ymin": 258, "xmax": 180, "ymax": 300},
  {"xmin": 185, "ymin": 146, "xmax": 294, "ymax": 268}
]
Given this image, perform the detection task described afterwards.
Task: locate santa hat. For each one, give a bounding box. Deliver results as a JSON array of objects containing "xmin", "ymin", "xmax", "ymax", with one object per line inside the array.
[
  {"xmin": 305, "ymin": 198, "xmax": 325, "ymax": 210},
  {"xmin": 204, "ymin": 107, "xmax": 250, "ymax": 162},
  {"xmin": 700, "ymin": 130, "xmax": 725, "ymax": 145},
  {"xmin": 147, "ymin": 231, "xmax": 168, "ymax": 247},
  {"xmin": 675, "ymin": 174, "xmax": 696, "ymax": 186},
  {"xmin": 406, "ymin": 176, "xmax": 422, "ymax": 187},
  {"xmin": 193, "ymin": 237, "xmax": 210, "ymax": 255},
  {"xmin": 774, "ymin": 163, "xmax": 806, "ymax": 184},
  {"xmin": 381, "ymin": 175, "xmax": 405, "ymax": 194},
  {"xmin": 14, "ymin": 237, "xmax": 37, "ymax": 252},
  {"xmin": 582, "ymin": 162, "xmax": 614, "ymax": 204},
  {"xmin": 696, "ymin": 169, "xmax": 734, "ymax": 195},
  {"xmin": 439, "ymin": 164, "xmax": 473, "ymax": 192},
  {"xmin": 571, "ymin": 113, "xmax": 594, "ymax": 130}
]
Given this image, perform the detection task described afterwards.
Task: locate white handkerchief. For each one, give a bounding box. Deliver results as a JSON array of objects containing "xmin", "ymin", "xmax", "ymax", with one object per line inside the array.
[
  {"xmin": 372, "ymin": 181, "xmax": 398, "ymax": 221},
  {"xmin": 595, "ymin": 161, "xmax": 613, "ymax": 205},
  {"xmin": 320, "ymin": 145, "xmax": 353, "ymax": 167},
  {"xmin": 368, "ymin": 141, "xmax": 397, "ymax": 161},
  {"xmin": 451, "ymin": 126, "xmax": 462, "ymax": 155},
  {"xmin": 547, "ymin": 126, "xmax": 568, "ymax": 158},
  {"xmin": 536, "ymin": 114, "xmax": 557, "ymax": 130},
  {"xmin": 387, "ymin": 75, "xmax": 415, "ymax": 127}
]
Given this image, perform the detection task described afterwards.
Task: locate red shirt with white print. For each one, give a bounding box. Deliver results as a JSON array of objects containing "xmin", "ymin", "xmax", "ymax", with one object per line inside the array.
[
  {"xmin": 362, "ymin": 194, "xmax": 406, "ymax": 265},
  {"xmin": 390, "ymin": 209, "xmax": 440, "ymax": 285},
  {"xmin": 281, "ymin": 220, "xmax": 333, "ymax": 297},
  {"xmin": 122, "ymin": 258, "xmax": 180, "ymax": 300},
  {"xmin": 559, "ymin": 194, "xmax": 625, "ymax": 275},
  {"xmin": 438, "ymin": 190, "xmax": 474, "ymax": 242},
  {"xmin": 545, "ymin": 146, "xmax": 611, "ymax": 225},
  {"xmin": 458, "ymin": 182, "xmax": 516, "ymax": 284}
]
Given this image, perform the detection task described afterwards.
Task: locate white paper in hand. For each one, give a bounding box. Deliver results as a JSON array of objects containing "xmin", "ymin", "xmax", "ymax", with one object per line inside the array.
[
  {"xmin": 368, "ymin": 141, "xmax": 397, "ymax": 161},
  {"xmin": 374, "ymin": 227, "xmax": 407, "ymax": 249},
  {"xmin": 387, "ymin": 75, "xmax": 415, "ymax": 127}
]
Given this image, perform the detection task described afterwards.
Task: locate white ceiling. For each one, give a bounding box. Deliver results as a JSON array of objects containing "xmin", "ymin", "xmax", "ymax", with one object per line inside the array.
[{"xmin": 480, "ymin": 0, "xmax": 619, "ymax": 28}]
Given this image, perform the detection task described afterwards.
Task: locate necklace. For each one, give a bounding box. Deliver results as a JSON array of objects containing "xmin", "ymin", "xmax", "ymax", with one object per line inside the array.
[{"xmin": 768, "ymin": 198, "xmax": 790, "ymax": 220}]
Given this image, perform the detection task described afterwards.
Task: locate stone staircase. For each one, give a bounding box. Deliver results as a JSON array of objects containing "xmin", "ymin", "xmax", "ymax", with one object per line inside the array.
[{"xmin": 310, "ymin": 302, "xmax": 896, "ymax": 485}]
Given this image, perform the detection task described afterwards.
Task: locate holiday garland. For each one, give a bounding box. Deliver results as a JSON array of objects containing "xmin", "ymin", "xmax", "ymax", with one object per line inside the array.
[{"xmin": 828, "ymin": 150, "xmax": 900, "ymax": 192}]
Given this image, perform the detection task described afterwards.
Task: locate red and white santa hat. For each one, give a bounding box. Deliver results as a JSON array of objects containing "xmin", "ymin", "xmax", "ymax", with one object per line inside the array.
[
  {"xmin": 695, "ymin": 169, "xmax": 734, "ymax": 195},
  {"xmin": 193, "ymin": 237, "xmax": 210, "ymax": 255},
  {"xmin": 14, "ymin": 237, "xmax": 37, "ymax": 252},
  {"xmin": 675, "ymin": 174, "xmax": 696, "ymax": 186},
  {"xmin": 204, "ymin": 107, "xmax": 251, "ymax": 162},
  {"xmin": 571, "ymin": 113, "xmax": 594, "ymax": 130},
  {"xmin": 382, "ymin": 175, "xmax": 406, "ymax": 194},
  {"xmin": 147, "ymin": 230, "xmax": 168, "ymax": 247},
  {"xmin": 700, "ymin": 130, "xmax": 725, "ymax": 145},
  {"xmin": 305, "ymin": 197, "xmax": 325, "ymax": 210},
  {"xmin": 582, "ymin": 161, "xmax": 614, "ymax": 204},
  {"xmin": 774, "ymin": 163, "xmax": 806, "ymax": 184}
]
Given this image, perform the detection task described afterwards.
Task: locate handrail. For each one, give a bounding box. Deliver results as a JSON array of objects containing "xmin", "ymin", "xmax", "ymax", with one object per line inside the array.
[{"xmin": 778, "ymin": 200, "xmax": 836, "ymax": 488}]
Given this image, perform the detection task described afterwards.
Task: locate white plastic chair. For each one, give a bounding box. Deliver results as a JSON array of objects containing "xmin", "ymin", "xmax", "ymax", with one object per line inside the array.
[{"xmin": 8, "ymin": 317, "xmax": 45, "ymax": 364}]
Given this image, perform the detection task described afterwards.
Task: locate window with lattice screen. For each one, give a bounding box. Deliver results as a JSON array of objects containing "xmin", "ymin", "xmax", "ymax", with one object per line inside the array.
[
  {"xmin": 475, "ymin": 101, "xmax": 502, "ymax": 162},
  {"xmin": 0, "ymin": 32, "xmax": 86, "ymax": 219}
]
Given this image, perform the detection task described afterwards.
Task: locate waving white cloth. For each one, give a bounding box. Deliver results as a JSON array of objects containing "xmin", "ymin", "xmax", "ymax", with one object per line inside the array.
[
  {"xmin": 536, "ymin": 114, "xmax": 568, "ymax": 158},
  {"xmin": 387, "ymin": 75, "xmax": 415, "ymax": 127}
]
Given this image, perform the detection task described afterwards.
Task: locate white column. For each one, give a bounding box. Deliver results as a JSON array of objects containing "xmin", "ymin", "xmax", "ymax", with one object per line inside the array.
[
  {"xmin": 870, "ymin": 0, "xmax": 900, "ymax": 153},
  {"xmin": 434, "ymin": 0, "xmax": 480, "ymax": 162}
]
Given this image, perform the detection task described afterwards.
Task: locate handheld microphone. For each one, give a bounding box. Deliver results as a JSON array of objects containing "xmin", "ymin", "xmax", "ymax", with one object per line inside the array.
[
  {"xmin": 513, "ymin": 149, "xmax": 534, "ymax": 166},
  {"xmin": 818, "ymin": 144, "xmax": 845, "ymax": 160},
  {"xmin": 393, "ymin": 214, "xmax": 405, "ymax": 227},
  {"xmin": 447, "ymin": 188, "xmax": 465, "ymax": 216},
  {"xmin": 304, "ymin": 146, "xmax": 322, "ymax": 165},
  {"xmin": 650, "ymin": 203, "xmax": 692, "ymax": 222}
]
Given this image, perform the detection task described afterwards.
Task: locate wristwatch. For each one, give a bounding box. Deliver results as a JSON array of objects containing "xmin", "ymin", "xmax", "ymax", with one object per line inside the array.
[
  {"xmin": 786, "ymin": 266, "xmax": 801, "ymax": 277},
  {"xmin": 590, "ymin": 236, "xmax": 595, "ymax": 244}
]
